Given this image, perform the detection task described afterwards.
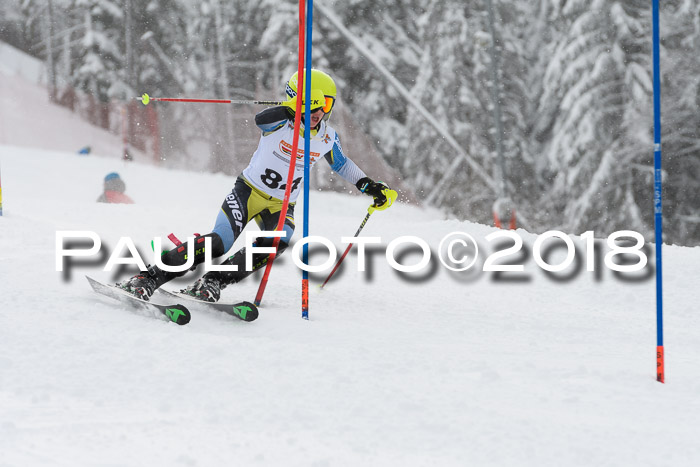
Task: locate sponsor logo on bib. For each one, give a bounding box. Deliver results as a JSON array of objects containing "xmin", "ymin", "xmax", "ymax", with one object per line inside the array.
[{"xmin": 279, "ymin": 140, "xmax": 320, "ymax": 162}]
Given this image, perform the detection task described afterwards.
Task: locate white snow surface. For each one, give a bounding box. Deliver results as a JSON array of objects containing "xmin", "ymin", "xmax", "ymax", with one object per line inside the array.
[
  {"xmin": 2, "ymin": 53, "xmax": 700, "ymax": 467},
  {"xmin": 2, "ymin": 146, "xmax": 700, "ymax": 467}
]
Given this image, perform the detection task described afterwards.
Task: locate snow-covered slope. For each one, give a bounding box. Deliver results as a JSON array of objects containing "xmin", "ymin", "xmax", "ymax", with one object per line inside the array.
[
  {"xmin": 2, "ymin": 40, "xmax": 700, "ymax": 467},
  {"xmin": 0, "ymin": 42, "xmax": 139, "ymax": 160},
  {"xmin": 1, "ymin": 145, "xmax": 700, "ymax": 466}
]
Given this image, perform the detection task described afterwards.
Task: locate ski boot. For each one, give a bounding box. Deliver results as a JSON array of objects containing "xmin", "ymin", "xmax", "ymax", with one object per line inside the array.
[
  {"xmin": 118, "ymin": 233, "xmax": 226, "ymax": 301},
  {"xmin": 181, "ymin": 276, "xmax": 222, "ymax": 302},
  {"xmin": 117, "ymin": 268, "xmax": 161, "ymax": 301}
]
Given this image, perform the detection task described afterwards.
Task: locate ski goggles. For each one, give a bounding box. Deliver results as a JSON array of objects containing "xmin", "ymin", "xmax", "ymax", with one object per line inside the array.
[
  {"xmin": 322, "ymin": 96, "xmax": 335, "ymax": 113},
  {"xmin": 310, "ymin": 96, "xmax": 335, "ymax": 113}
]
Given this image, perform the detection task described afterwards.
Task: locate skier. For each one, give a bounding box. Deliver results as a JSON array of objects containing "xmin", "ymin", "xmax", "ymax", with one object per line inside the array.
[
  {"xmin": 97, "ymin": 172, "xmax": 134, "ymax": 204},
  {"xmin": 118, "ymin": 69, "xmax": 396, "ymax": 302}
]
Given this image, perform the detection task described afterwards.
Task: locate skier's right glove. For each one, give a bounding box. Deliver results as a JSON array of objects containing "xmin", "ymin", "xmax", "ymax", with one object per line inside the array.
[{"xmin": 356, "ymin": 177, "xmax": 397, "ymax": 212}]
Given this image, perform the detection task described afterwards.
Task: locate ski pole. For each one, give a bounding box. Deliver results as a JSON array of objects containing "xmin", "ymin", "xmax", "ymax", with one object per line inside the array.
[
  {"xmin": 136, "ymin": 93, "xmax": 283, "ymax": 106},
  {"xmin": 320, "ymin": 208, "xmax": 374, "ymax": 289},
  {"xmin": 321, "ymin": 188, "xmax": 398, "ymax": 288}
]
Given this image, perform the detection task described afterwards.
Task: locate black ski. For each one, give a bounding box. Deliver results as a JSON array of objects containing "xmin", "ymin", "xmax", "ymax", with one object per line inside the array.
[
  {"xmin": 157, "ymin": 289, "xmax": 259, "ymax": 322},
  {"xmin": 86, "ymin": 276, "xmax": 191, "ymax": 325}
]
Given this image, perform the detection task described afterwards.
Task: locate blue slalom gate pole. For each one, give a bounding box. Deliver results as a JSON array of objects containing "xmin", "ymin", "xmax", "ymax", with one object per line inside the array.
[
  {"xmin": 301, "ymin": 0, "xmax": 314, "ymax": 320},
  {"xmin": 652, "ymin": 0, "xmax": 664, "ymax": 383}
]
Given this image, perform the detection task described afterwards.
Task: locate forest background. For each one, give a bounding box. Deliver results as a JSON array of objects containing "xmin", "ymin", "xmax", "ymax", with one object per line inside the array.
[{"xmin": 1, "ymin": 0, "xmax": 699, "ymax": 246}]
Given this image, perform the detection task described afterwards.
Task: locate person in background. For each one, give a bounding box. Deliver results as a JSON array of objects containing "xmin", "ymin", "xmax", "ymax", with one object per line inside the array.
[{"xmin": 97, "ymin": 172, "xmax": 134, "ymax": 204}]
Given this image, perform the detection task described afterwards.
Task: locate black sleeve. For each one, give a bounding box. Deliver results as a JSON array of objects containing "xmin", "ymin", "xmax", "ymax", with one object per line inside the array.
[
  {"xmin": 323, "ymin": 150, "xmax": 334, "ymax": 166},
  {"xmin": 255, "ymin": 106, "xmax": 292, "ymax": 126}
]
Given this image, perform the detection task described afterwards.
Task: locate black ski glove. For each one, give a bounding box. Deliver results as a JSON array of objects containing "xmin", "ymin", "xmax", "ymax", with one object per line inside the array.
[{"xmin": 356, "ymin": 177, "xmax": 390, "ymax": 207}]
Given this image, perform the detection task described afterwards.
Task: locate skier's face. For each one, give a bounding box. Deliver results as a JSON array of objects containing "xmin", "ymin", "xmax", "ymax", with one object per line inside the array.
[{"xmin": 309, "ymin": 108, "xmax": 325, "ymax": 129}]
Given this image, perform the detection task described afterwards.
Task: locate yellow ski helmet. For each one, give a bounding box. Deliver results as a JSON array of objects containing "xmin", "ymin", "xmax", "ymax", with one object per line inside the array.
[{"xmin": 285, "ymin": 69, "xmax": 337, "ymax": 120}]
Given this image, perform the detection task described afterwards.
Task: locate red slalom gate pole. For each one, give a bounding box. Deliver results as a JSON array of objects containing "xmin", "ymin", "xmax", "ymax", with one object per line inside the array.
[{"xmin": 254, "ymin": 0, "xmax": 306, "ymax": 307}]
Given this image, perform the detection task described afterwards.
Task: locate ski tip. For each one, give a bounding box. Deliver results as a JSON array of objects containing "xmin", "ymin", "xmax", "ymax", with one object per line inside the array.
[
  {"xmin": 165, "ymin": 305, "xmax": 191, "ymax": 325},
  {"xmin": 85, "ymin": 275, "xmax": 100, "ymax": 291},
  {"xmin": 230, "ymin": 301, "xmax": 259, "ymax": 322}
]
